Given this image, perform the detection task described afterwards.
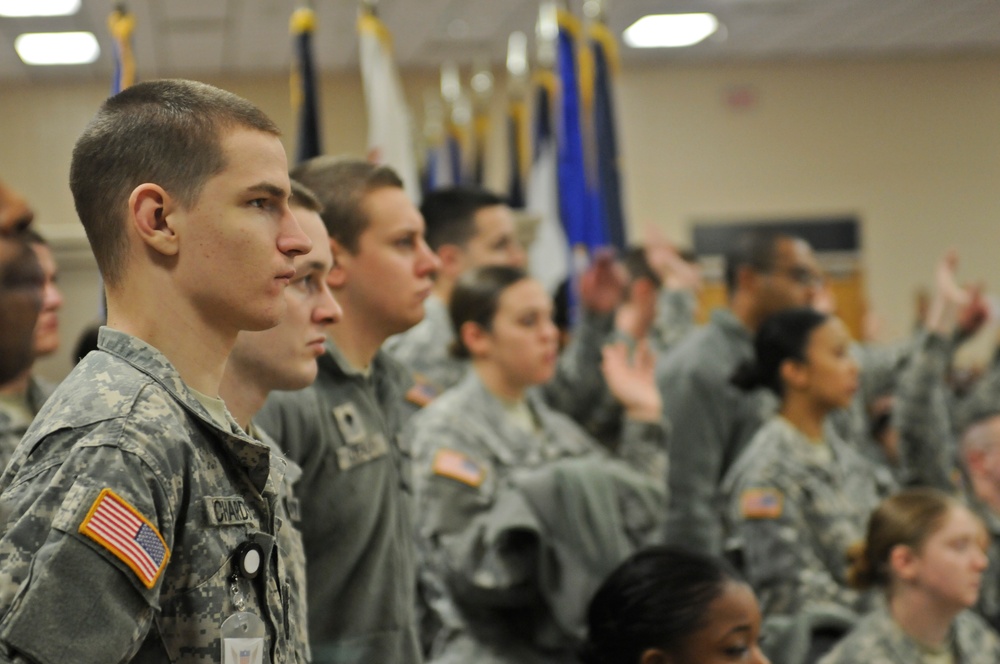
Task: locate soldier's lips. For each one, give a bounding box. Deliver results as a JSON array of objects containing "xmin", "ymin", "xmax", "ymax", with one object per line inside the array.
[{"xmin": 306, "ymin": 337, "xmax": 326, "ymax": 355}]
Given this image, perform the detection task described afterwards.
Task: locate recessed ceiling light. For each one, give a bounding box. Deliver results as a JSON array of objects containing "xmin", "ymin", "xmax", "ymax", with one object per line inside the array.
[
  {"xmin": 15, "ymin": 32, "xmax": 100, "ymax": 65},
  {"xmin": 0, "ymin": 0, "xmax": 80, "ymax": 17},
  {"xmin": 623, "ymin": 13, "xmax": 720, "ymax": 48}
]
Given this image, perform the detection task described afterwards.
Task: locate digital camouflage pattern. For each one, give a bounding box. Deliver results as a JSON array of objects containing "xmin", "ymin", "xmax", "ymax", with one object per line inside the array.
[
  {"xmin": 0, "ymin": 328, "xmax": 307, "ymax": 663},
  {"xmin": 409, "ymin": 372, "xmax": 668, "ymax": 663},
  {"xmin": 820, "ymin": 604, "xmax": 1000, "ymax": 664},
  {"xmin": 722, "ymin": 416, "xmax": 895, "ymax": 618},
  {"xmin": 0, "ymin": 376, "xmax": 55, "ymax": 474}
]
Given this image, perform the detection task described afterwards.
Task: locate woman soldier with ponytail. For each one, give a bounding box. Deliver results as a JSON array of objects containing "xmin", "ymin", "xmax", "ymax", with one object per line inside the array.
[
  {"xmin": 721, "ymin": 307, "xmax": 895, "ymax": 620},
  {"xmin": 820, "ymin": 488, "xmax": 1000, "ymax": 663}
]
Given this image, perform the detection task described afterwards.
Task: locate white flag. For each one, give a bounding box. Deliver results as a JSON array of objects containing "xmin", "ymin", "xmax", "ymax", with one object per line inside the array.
[{"xmin": 358, "ymin": 11, "xmax": 421, "ymax": 203}]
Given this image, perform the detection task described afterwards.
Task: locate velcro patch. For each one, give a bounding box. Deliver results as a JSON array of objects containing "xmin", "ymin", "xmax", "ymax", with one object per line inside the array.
[
  {"xmin": 79, "ymin": 488, "xmax": 170, "ymax": 589},
  {"xmin": 740, "ymin": 488, "xmax": 784, "ymax": 520},
  {"xmin": 432, "ymin": 449, "xmax": 485, "ymax": 488}
]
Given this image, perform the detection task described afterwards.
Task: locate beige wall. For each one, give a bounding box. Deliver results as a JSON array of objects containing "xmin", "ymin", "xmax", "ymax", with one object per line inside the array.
[{"xmin": 3, "ymin": 54, "xmax": 999, "ymax": 380}]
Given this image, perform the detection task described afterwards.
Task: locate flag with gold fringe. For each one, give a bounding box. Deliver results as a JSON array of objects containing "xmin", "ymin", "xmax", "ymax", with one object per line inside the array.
[
  {"xmin": 556, "ymin": 8, "xmax": 607, "ymax": 253},
  {"xmin": 358, "ymin": 4, "xmax": 420, "ymax": 202},
  {"xmin": 590, "ymin": 17, "xmax": 627, "ymax": 250},
  {"xmin": 108, "ymin": 5, "xmax": 135, "ymax": 96},
  {"xmin": 290, "ymin": 6, "xmax": 322, "ymax": 164}
]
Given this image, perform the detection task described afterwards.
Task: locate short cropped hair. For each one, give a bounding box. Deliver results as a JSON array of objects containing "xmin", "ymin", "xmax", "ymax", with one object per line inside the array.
[
  {"xmin": 288, "ymin": 179, "xmax": 323, "ymax": 214},
  {"xmin": 69, "ymin": 79, "xmax": 280, "ymax": 286},
  {"xmin": 621, "ymin": 246, "xmax": 661, "ymax": 289},
  {"xmin": 420, "ymin": 186, "xmax": 507, "ymax": 252},
  {"xmin": 723, "ymin": 231, "xmax": 787, "ymax": 294},
  {"xmin": 290, "ymin": 156, "xmax": 403, "ymax": 253}
]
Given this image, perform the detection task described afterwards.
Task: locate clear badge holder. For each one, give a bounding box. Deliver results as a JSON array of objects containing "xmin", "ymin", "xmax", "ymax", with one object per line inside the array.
[{"xmin": 221, "ymin": 569, "xmax": 265, "ymax": 664}]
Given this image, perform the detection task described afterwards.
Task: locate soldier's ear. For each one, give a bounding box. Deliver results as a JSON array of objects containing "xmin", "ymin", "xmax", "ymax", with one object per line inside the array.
[
  {"xmin": 130, "ymin": 183, "xmax": 179, "ymax": 257},
  {"xmin": 435, "ymin": 244, "xmax": 465, "ymax": 282},
  {"xmin": 779, "ymin": 357, "xmax": 808, "ymax": 392},
  {"xmin": 889, "ymin": 543, "xmax": 918, "ymax": 582},
  {"xmin": 459, "ymin": 320, "xmax": 491, "ymax": 358},
  {"xmin": 326, "ymin": 238, "xmax": 348, "ymax": 288},
  {"xmin": 639, "ymin": 648, "xmax": 672, "ymax": 664}
]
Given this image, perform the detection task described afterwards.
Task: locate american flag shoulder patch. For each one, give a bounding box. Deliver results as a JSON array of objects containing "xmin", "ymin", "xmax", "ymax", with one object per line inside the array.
[
  {"xmin": 740, "ymin": 487, "xmax": 784, "ymax": 519},
  {"xmin": 79, "ymin": 488, "xmax": 170, "ymax": 589},
  {"xmin": 432, "ymin": 449, "xmax": 485, "ymax": 488}
]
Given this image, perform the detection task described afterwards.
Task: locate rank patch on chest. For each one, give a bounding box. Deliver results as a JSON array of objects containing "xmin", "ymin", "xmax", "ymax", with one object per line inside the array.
[
  {"xmin": 333, "ymin": 402, "xmax": 366, "ymax": 443},
  {"xmin": 79, "ymin": 488, "xmax": 170, "ymax": 589},
  {"xmin": 432, "ymin": 449, "xmax": 485, "ymax": 488},
  {"xmin": 740, "ymin": 488, "xmax": 784, "ymax": 519}
]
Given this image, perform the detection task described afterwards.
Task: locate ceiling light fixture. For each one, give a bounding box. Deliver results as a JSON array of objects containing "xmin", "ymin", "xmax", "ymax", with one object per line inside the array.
[
  {"xmin": 0, "ymin": 0, "xmax": 80, "ymax": 17},
  {"xmin": 623, "ymin": 13, "xmax": 719, "ymax": 48},
  {"xmin": 14, "ymin": 31, "xmax": 100, "ymax": 65}
]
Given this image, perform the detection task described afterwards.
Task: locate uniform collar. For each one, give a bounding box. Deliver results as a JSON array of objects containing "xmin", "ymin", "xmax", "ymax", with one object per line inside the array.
[{"xmin": 96, "ymin": 327, "xmax": 274, "ymax": 493}]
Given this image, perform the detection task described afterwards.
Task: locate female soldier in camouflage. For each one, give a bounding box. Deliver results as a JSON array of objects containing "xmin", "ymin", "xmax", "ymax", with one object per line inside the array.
[
  {"xmin": 722, "ymin": 307, "xmax": 892, "ymax": 619},
  {"xmin": 409, "ymin": 266, "xmax": 669, "ymax": 664},
  {"xmin": 821, "ymin": 488, "xmax": 1000, "ymax": 663}
]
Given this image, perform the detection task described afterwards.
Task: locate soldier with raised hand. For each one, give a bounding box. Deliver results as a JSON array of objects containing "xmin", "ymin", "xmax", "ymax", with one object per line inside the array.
[{"xmin": 0, "ymin": 79, "xmax": 312, "ymax": 663}]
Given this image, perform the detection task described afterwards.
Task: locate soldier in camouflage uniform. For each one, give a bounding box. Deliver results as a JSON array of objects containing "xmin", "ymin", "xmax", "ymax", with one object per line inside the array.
[
  {"xmin": 820, "ymin": 489, "xmax": 999, "ymax": 664},
  {"xmin": 723, "ymin": 308, "xmax": 893, "ymax": 619},
  {"xmin": 384, "ymin": 186, "xmax": 622, "ymax": 433},
  {"xmin": 409, "ymin": 267, "xmax": 669, "ymax": 663},
  {"xmin": 0, "ymin": 229, "xmax": 62, "ymax": 472},
  {"xmin": 257, "ymin": 158, "xmax": 436, "ymax": 664},
  {"xmin": 0, "ymin": 235, "xmax": 43, "ymax": 466},
  {"xmin": 0, "ymin": 79, "xmax": 313, "ymax": 662},
  {"xmin": 658, "ymin": 232, "xmax": 820, "ymax": 555}
]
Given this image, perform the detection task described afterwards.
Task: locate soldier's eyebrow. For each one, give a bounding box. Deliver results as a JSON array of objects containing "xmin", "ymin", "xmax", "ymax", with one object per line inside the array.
[{"xmin": 244, "ymin": 182, "xmax": 289, "ymax": 201}]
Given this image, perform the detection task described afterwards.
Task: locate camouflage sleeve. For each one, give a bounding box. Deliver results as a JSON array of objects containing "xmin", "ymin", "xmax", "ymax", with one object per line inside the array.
[
  {"xmin": 541, "ymin": 310, "xmax": 615, "ymax": 425},
  {"xmin": 412, "ymin": 425, "xmax": 542, "ymax": 609},
  {"xmin": 0, "ymin": 436, "xmax": 172, "ymax": 663},
  {"xmin": 734, "ymin": 482, "xmax": 865, "ymax": 617},
  {"xmin": 661, "ymin": 372, "xmax": 729, "ymax": 555},
  {"xmin": 652, "ymin": 289, "xmax": 696, "ymax": 352},
  {"xmin": 853, "ymin": 336, "xmax": 914, "ymax": 406},
  {"xmin": 617, "ymin": 418, "xmax": 670, "ymax": 486},
  {"xmin": 955, "ymin": 361, "xmax": 1000, "ymax": 432},
  {"xmin": 893, "ymin": 331, "xmax": 960, "ymax": 491}
]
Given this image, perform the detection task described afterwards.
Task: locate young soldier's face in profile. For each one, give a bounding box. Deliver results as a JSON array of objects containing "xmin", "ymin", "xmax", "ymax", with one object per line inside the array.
[
  {"xmin": 338, "ymin": 186, "xmax": 439, "ymax": 335},
  {"xmin": 170, "ymin": 128, "xmax": 310, "ymax": 333},
  {"xmin": 230, "ymin": 206, "xmax": 340, "ymax": 390},
  {"xmin": 463, "ymin": 205, "xmax": 526, "ymax": 271}
]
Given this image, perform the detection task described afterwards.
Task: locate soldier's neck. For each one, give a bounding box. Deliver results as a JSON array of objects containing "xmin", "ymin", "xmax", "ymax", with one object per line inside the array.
[
  {"xmin": 779, "ymin": 397, "xmax": 828, "ymax": 442},
  {"xmin": 0, "ymin": 368, "xmax": 30, "ymax": 396},
  {"xmin": 432, "ymin": 278, "xmax": 454, "ymax": 306},
  {"xmin": 218, "ymin": 364, "xmax": 268, "ymax": 433},
  {"xmin": 889, "ymin": 588, "xmax": 957, "ymax": 651},
  {"xmin": 105, "ymin": 295, "xmax": 233, "ymax": 397},
  {"xmin": 328, "ymin": 318, "xmax": 383, "ymax": 373}
]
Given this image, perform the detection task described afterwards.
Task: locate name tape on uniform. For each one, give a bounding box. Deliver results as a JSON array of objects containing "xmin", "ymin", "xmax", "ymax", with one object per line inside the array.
[{"xmin": 205, "ymin": 496, "xmax": 254, "ymax": 526}]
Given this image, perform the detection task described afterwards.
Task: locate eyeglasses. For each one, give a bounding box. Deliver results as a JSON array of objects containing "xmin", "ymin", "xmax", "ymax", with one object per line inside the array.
[{"xmin": 769, "ymin": 265, "xmax": 822, "ymax": 287}]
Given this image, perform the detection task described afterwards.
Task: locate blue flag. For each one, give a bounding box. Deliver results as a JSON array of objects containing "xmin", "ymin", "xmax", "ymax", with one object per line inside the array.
[
  {"xmin": 590, "ymin": 21, "xmax": 627, "ymax": 251},
  {"xmin": 556, "ymin": 11, "xmax": 606, "ymax": 252},
  {"xmin": 291, "ymin": 8, "xmax": 322, "ymax": 164}
]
